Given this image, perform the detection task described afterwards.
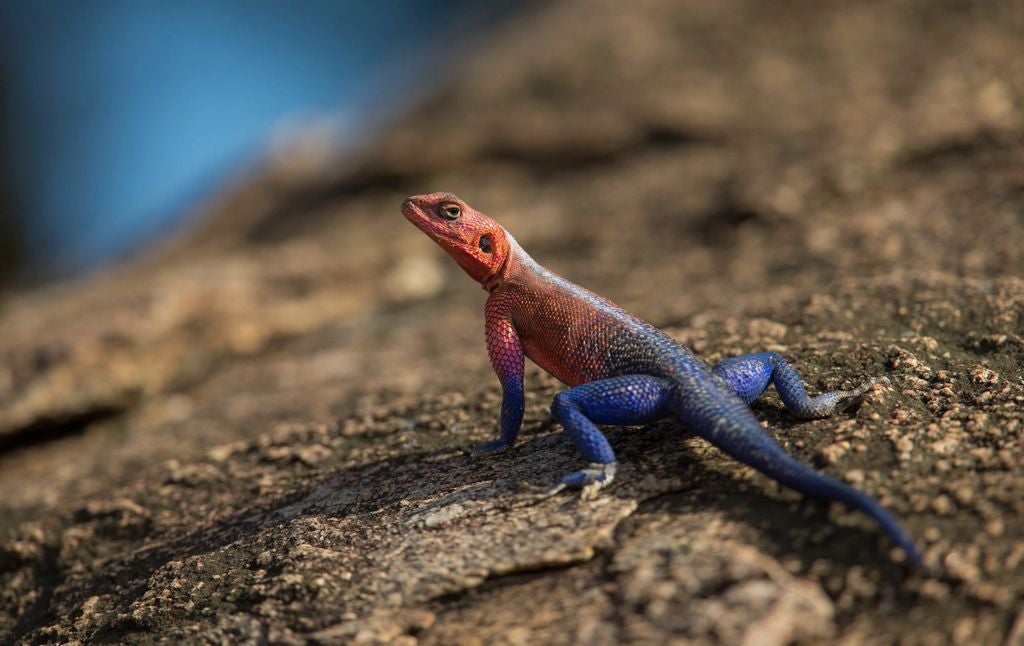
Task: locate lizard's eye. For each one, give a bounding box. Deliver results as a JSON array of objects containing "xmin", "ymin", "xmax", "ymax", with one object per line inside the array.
[
  {"xmin": 439, "ymin": 204, "xmax": 461, "ymax": 221},
  {"xmin": 478, "ymin": 234, "xmax": 492, "ymax": 253}
]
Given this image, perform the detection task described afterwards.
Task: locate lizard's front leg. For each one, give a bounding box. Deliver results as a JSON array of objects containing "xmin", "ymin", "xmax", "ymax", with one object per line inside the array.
[
  {"xmin": 472, "ymin": 300, "xmax": 525, "ymax": 454},
  {"xmin": 712, "ymin": 351, "xmax": 890, "ymax": 418},
  {"xmin": 520, "ymin": 375, "xmax": 673, "ymax": 500}
]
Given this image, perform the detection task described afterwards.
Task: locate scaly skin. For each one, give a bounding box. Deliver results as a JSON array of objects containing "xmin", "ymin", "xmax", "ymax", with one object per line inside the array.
[{"xmin": 402, "ymin": 192, "xmax": 922, "ymax": 567}]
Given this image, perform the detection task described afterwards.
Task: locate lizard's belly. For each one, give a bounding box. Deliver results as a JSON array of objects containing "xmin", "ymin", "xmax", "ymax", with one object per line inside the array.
[
  {"xmin": 521, "ymin": 319, "xmax": 617, "ymax": 387},
  {"xmin": 523, "ymin": 339, "xmax": 591, "ymax": 386}
]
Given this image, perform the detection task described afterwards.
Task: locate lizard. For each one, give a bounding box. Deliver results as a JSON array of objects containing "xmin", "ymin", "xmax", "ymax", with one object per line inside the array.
[{"xmin": 402, "ymin": 191, "xmax": 922, "ymax": 567}]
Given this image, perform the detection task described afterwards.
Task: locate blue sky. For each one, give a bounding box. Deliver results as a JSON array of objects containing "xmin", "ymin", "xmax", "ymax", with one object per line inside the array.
[{"xmin": 0, "ymin": 1, "xmax": 506, "ymax": 277}]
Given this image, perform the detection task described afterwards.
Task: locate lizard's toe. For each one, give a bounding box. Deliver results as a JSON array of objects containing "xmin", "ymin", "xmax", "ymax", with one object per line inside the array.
[
  {"xmin": 515, "ymin": 481, "xmax": 567, "ymax": 503},
  {"xmin": 577, "ymin": 462, "xmax": 617, "ymax": 500},
  {"xmin": 832, "ymin": 376, "xmax": 892, "ymax": 414},
  {"xmin": 462, "ymin": 439, "xmax": 511, "ymax": 457},
  {"xmin": 516, "ymin": 462, "xmax": 618, "ymax": 503},
  {"xmin": 797, "ymin": 376, "xmax": 892, "ymax": 418}
]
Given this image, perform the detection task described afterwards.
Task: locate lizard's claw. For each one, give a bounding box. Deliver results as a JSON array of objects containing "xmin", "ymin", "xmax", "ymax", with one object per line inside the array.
[
  {"xmin": 462, "ymin": 439, "xmax": 511, "ymax": 457},
  {"xmin": 797, "ymin": 376, "xmax": 892, "ymax": 418},
  {"xmin": 830, "ymin": 376, "xmax": 892, "ymax": 414},
  {"xmin": 515, "ymin": 462, "xmax": 617, "ymax": 503},
  {"xmin": 515, "ymin": 481, "xmax": 568, "ymax": 502}
]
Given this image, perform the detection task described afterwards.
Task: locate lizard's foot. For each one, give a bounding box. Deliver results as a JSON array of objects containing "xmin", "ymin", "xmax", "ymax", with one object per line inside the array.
[
  {"xmin": 796, "ymin": 376, "xmax": 891, "ymax": 419},
  {"xmin": 461, "ymin": 438, "xmax": 512, "ymax": 457},
  {"xmin": 516, "ymin": 462, "xmax": 618, "ymax": 502}
]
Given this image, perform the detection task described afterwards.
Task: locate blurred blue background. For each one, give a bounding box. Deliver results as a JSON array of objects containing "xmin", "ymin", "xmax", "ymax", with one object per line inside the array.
[{"xmin": 0, "ymin": 1, "xmax": 516, "ymax": 282}]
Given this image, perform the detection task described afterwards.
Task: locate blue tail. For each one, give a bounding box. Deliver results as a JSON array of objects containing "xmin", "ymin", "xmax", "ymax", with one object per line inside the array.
[
  {"xmin": 672, "ymin": 378, "xmax": 923, "ymax": 567},
  {"xmin": 731, "ymin": 443, "xmax": 922, "ymax": 567}
]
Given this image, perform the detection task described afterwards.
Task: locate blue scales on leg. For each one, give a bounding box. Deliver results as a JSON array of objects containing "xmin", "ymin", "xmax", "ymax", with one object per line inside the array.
[
  {"xmin": 712, "ymin": 351, "xmax": 889, "ymax": 419},
  {"xmin": 519, "ymin": 375, "xmax": 673, "ymax": 500}
]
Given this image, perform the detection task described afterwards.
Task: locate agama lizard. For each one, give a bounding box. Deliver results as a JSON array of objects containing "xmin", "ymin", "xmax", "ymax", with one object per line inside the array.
[{"xmin": 403, "ymin": 192, "xmax": 922, "ymax": 566}]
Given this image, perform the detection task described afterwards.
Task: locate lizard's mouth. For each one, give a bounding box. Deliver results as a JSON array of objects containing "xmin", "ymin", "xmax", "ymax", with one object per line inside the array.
[
  {"xmin": 402, "ymin": 198, "xmax": 448, "ymax": 245},
  {"xmin": 401, "ymin": 198, "xmax": 424, "ymax": 223}
]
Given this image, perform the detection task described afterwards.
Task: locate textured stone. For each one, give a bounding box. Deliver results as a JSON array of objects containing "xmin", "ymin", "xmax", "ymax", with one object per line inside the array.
[{"xmin": 2, "ymin": 1, "xmax": 1024, "ymax": 644}]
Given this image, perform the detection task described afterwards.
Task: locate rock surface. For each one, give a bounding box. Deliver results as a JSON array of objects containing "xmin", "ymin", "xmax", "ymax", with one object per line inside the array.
[{"xmin": 2, "ymin": 1, "xmax": 1024, "ymax": 643}]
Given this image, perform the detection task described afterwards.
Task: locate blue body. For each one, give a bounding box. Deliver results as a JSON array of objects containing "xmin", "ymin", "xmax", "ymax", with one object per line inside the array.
[{"xmin": 488, "ymin": 243, "xmax": 921, "ymax": 566}]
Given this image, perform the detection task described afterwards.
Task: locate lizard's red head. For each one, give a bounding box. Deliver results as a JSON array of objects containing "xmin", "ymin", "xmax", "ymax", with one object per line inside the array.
[{"xmin": 402, "ymin": 192, "xmax": 510, "ymax": 286}]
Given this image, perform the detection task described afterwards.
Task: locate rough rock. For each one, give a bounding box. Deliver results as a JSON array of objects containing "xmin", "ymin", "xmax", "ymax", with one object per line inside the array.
[{"xmin": 2, "ymin": 0, "xmax": 1024, "ymax": 643}]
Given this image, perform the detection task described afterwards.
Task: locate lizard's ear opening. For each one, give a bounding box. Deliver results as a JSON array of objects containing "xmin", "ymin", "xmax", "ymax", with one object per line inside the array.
[{"xmin": 478, "ymin": 234, "xmax": 493, "ymax": 253}]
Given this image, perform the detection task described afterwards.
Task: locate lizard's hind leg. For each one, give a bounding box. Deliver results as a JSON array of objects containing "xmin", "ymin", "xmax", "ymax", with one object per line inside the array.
[
  {"xmin": 519, "ymin": 375, "xmax": 673, "ymax": 500},
  {"xmin": 712, "ymin": 351, "xmax": 889, "ymax": 419}
]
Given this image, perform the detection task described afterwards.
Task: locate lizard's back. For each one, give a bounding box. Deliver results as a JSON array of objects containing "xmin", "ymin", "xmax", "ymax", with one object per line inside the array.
[{"xmin": 496, "ymin": 239, "xmax": 698, "ymax": 386}]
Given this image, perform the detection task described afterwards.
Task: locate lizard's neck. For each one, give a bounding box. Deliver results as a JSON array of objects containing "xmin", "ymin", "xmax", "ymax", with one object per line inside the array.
[{"xmin": 482, "ymin": 231, "xmax": 536, "ymax": 293}]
